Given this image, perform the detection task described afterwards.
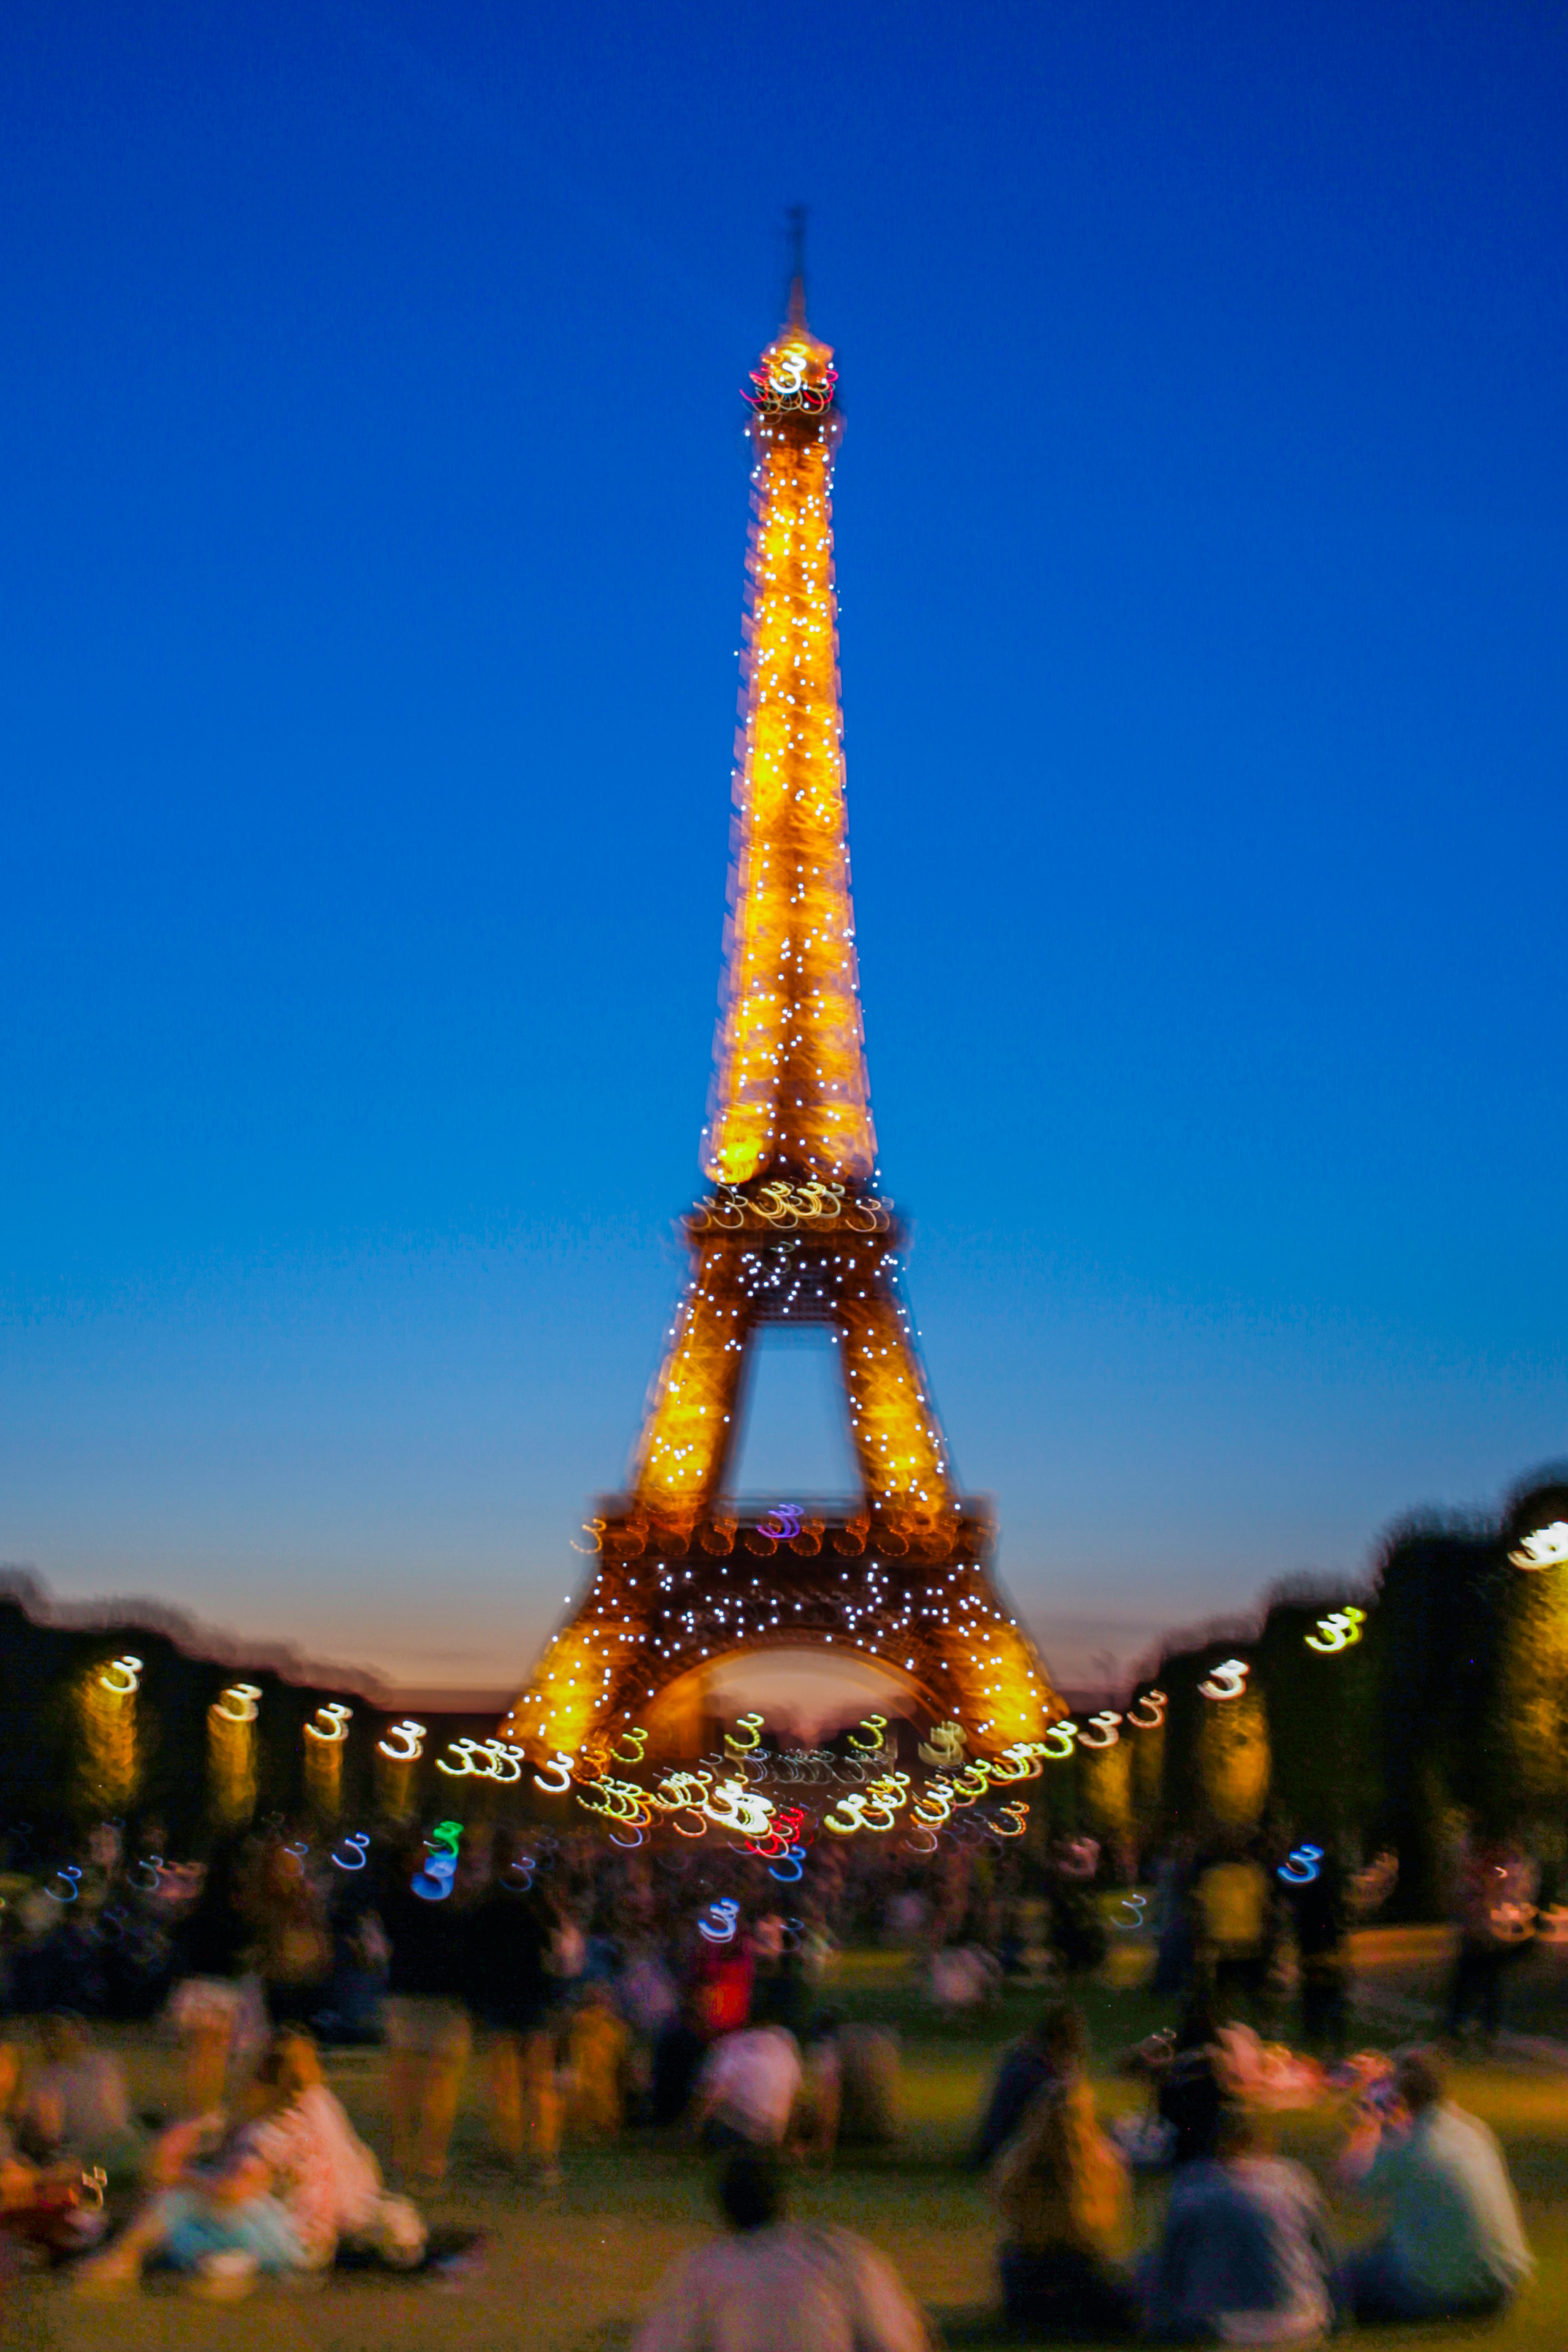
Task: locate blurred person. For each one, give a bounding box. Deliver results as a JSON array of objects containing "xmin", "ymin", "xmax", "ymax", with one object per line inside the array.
[
  {"xmin": 581, "ymin": 1898, "xmax": 624, "ymax": 1986},
  {"xmin": 168, "ymin": 1835, "xmax": 261, "ymax": 2115},
  {"xmin": 74, "ymin": 2030, "xmax": 418, "ymax": 2297},
  {"xmin": 466, "ymin": 1840, "xmax": 561, "ymax": 2182},
  {"xmin": 0, "ymin": 2043, "xmax": 29, "ymax": 2198},
  {"xmin": 1280, "ymin": 1844, "xmax": 1350, "ymax": 2058},
  {"xmin": 792, "ymin": 2014, "xmax": 842, "ymax": 2165},
  {"xmin": 632, "ymin": 2148, "xmax": 929, "ymax": 2352},
  {"xmin": 797, "ymin": 1915, "xmax": 837, "ymax": 1987},
  {"xmin": 970, "ymin": 2000, "xmax": 1078, "ymax": 2170},
  {"xmin": 1157, "ymin": 1997, "xmax": 1225, "ymax": 2170},
  {"xmin": 9, "ymin": 1899, "xmax": 108, "ymax": 2019},
  {"xmin": 1142, "ymin": 2105, "xmax": 1333, "ymax": 2344},
  {"xmin": 380, "ymin": 1828, "xmax": 474, "ymax": 2186},
  {"xmin": 837, "ymin": 2021, "xmax": 901, "ymax": 2146},
  {"xmin": 254, "ymin": 1836, "xmax": 333, "ymax": 2028},
  {"xmin": 751, "ymin": 1912, "xmax": 786, "ymax": 1965},
  {"xmin": 1336, "ymin": 2046, "xmax": 1532, "ymax": 2322},
  {"xmin": 691, "ymin": 1918, "xmax": 755, "ymax": 2038},
  {"xmin": 621, "ymin": 1936, "xmax": 680, "ymax": 2042},
  {"xmin": 14, "ymin": 2012, "xmax": 141, "ymax": 2184},
  {"xmin": 0, "ymin": 2038, "xmax": 111, "ymax": 2262},
  {"xmin": 753, "ymin": 1941, "xmax": 810, "ymax": 2038},
  {"xmin": 654, "ymin": 1904, "xmax": 757, "ymax": 2130},
  {"xmin": 1048, "ymin": 1838, "xmax": 1110, "ymax": 1979},
  {"xmin": 1151, "ymin": 1840, "xmax": 1198, "ymax": 1999},
  {"xmin": 1151, "ymin": 1839, "xmax": 1197, "ymax": 1998},
  {"xmin": 654, "ymin": 1989, "xmax": 715, "ymax": 2129},
  {"xmin": 1196, "ymin": 1844, "xmax": 1272, "ymax": 2023},
  {"xmin": 548, "ymin": 1898, "xmax": 588, "ymax": 1990},
  {"xmin": 313, "ymin": 1895, "xmax": 390, "ymax": 2046},
  {"xmin": 1445, "ymin": 1835, "xmax": 1538, "ymax": 2048},
  {"xmin": 690, "ymin": 2021, "xmax": 802, "ymax": 2152},
  {"xmin": 567, "ymin": 1980, "xmax": 630, "ymax": 2141},
  {"xmin": 97, "ymin": 1833, "xmax": 179, "ymax": 2023},
  {"xmin": 886, "ymin": 1884, "xmax": 928, "ymax": 1948},
  {"xmin": 929, "ymin": 1935, "xmax": 999, "ymax": 2013},
  {"xmin": 990, "ymin": 2000, "xmax": 1136, "ymax": 2337},
  {"xmin": 619, "ymin": 1934, "xmax": 680, "ymax": 2129}
]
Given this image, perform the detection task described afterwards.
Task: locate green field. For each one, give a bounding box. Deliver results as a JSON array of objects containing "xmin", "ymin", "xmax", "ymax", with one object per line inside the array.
[{"xmin": 10, "ymin": 1947, "xmax": 1568, "ymax": 2350}]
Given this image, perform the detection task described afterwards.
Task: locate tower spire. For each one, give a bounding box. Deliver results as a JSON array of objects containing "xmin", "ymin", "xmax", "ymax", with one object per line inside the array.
[
  {"xmin": 785, "ymin": 201, "xmax": 808, "ymax": 326},
  {"xmin": 707, "ymin": 262, "xmax": 871, "ymax": 1190}
]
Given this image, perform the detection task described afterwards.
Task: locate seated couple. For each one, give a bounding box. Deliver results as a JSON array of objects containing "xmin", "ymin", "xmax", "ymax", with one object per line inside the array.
[
  {"xmin": 990, "ymin": 2012, "xmax": 1530, "ymax": 2342},
  {"xmin": 1334, "ymin": 2046, "xmax": 1532, "ymax": 2325},
  {"xmin": 76, "ymin": 2031, "xmax": 424, "ymax": 2298}
]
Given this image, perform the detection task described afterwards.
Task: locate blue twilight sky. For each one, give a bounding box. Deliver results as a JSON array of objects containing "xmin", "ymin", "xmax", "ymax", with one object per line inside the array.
[{"xmin": 3, "ymin": 0, "xmax": 1566, "ymax": 1697}]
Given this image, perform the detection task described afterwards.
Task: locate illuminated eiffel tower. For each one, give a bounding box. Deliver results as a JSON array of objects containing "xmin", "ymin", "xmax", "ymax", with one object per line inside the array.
[{"xmin": 504, "ymin": 268, "xmax": 1059, "ymax": 1764}]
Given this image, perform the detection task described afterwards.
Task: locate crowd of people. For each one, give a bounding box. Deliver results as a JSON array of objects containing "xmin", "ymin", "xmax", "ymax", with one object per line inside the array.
[
  {"xmin": 967, "ymin": 2001, "xmax": 1532, "ymax": 2342},
  {"xmin": 1147, "ymin": 1823, "xmax": 1558, "ymax": 2059},
  {"xmin": 0, "ymin": 1809, "xmax": 1548, "ymax": 2336},
  {"xmin": 0, "ymin": 1814, "xmax": 927, "ymax": 2300}
]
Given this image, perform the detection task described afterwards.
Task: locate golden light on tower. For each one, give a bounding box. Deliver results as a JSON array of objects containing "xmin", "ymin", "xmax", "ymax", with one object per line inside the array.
[
  {"xmin": 505, "ymin": 260, "xmax": 1060, "ymax": 1765},
  {"xmin": 707, "ymin": 298, "xmax": 872, "ymax": 1193}
]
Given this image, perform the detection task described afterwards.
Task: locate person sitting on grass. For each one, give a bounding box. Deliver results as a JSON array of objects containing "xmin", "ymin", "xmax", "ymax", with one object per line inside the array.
[
  {"xmin": 970, "ymin": 1998, "xmax": 1079, "ymax": 2170},
  {"xmin": 1335, "ymin": 2046, "xmax": 1532, "ymax": 2323},
  {"xmin": 0, "ymin": 2039, "xmax": 111, "ymax": 2263},
  {"xmin": 14, "ymin": 2012, "xmax": 142, "ymax": 2187},
  {"xmin": 689, "ymin": 2019, "xmax": 802, "ymax": 2151},
  {"xmin": 1142, "ymin": 2104, "xmax": 1333, "ymax": 2345},
  {"xmin": 74, "ymin": 2030, "xmax": 421, "ymax": 2298},
  {"xmin": 990, "ymin": 2001, "xmax": 1138, "ymax": 2339},
  {"xmin": 632, "ymin": 2147, "xmax": 930, "ymax": 2352}
]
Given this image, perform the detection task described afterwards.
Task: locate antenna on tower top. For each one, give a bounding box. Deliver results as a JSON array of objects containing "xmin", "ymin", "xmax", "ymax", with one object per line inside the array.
[{"xmin": 784, "ymin": 204, "xmax": 808, "ymax": 325}]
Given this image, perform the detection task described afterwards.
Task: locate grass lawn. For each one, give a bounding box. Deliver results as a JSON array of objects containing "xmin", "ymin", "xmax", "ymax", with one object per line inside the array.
[{"xmin": 9, "ymin": 1946, "xmax": 1568, "ymax": 2350}]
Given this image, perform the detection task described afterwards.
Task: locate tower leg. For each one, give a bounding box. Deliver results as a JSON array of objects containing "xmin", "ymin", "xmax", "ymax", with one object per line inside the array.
[
  {"xmin": 838, "ymin": 1278, "xmax": 952, "ymax": 1524},
  {"xmin": 632, "ymin": 1241, "xmax": 751, "ymax": 1520}
]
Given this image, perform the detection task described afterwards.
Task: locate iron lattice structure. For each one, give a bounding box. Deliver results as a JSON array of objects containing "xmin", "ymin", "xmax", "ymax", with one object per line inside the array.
[{"xmin": 504, "ymin": 285, "xmax": 1060, "ymax": 1764}]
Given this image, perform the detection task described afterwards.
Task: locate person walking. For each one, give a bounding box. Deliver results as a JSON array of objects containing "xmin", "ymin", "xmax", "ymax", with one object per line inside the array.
[
  {"xmin": 1282, "ymin": 1843, "xmax": 1350, "ymax": 2058},
  {"xmin": 1195, "ymin": 1843, "xmax": 1271, "ymax": 2024},
  {"xmin": 380, "ymin": 1829, "xmax": 473, "ymax": 2187},
  {"xmin": 253, "ymin": 1836, "xmax": 333, "ymax": 2030},
  {"xmin": 1445, "ymin": 1836, "xmax": 1537, "ymax": 2048},
  {"xmin": 465, "ymin": 1838, "xmax": 561, "ymax": 2182},
  {"xmin": 167, "ymin": 1836, "xmax": 261, "ymax": 2117}
]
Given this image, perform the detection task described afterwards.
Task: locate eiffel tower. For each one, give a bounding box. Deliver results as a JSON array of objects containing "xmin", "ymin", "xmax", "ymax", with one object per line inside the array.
[{"xmin": 503, "ymin": 268, "xmax": 1059, "ymax": 1765}]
